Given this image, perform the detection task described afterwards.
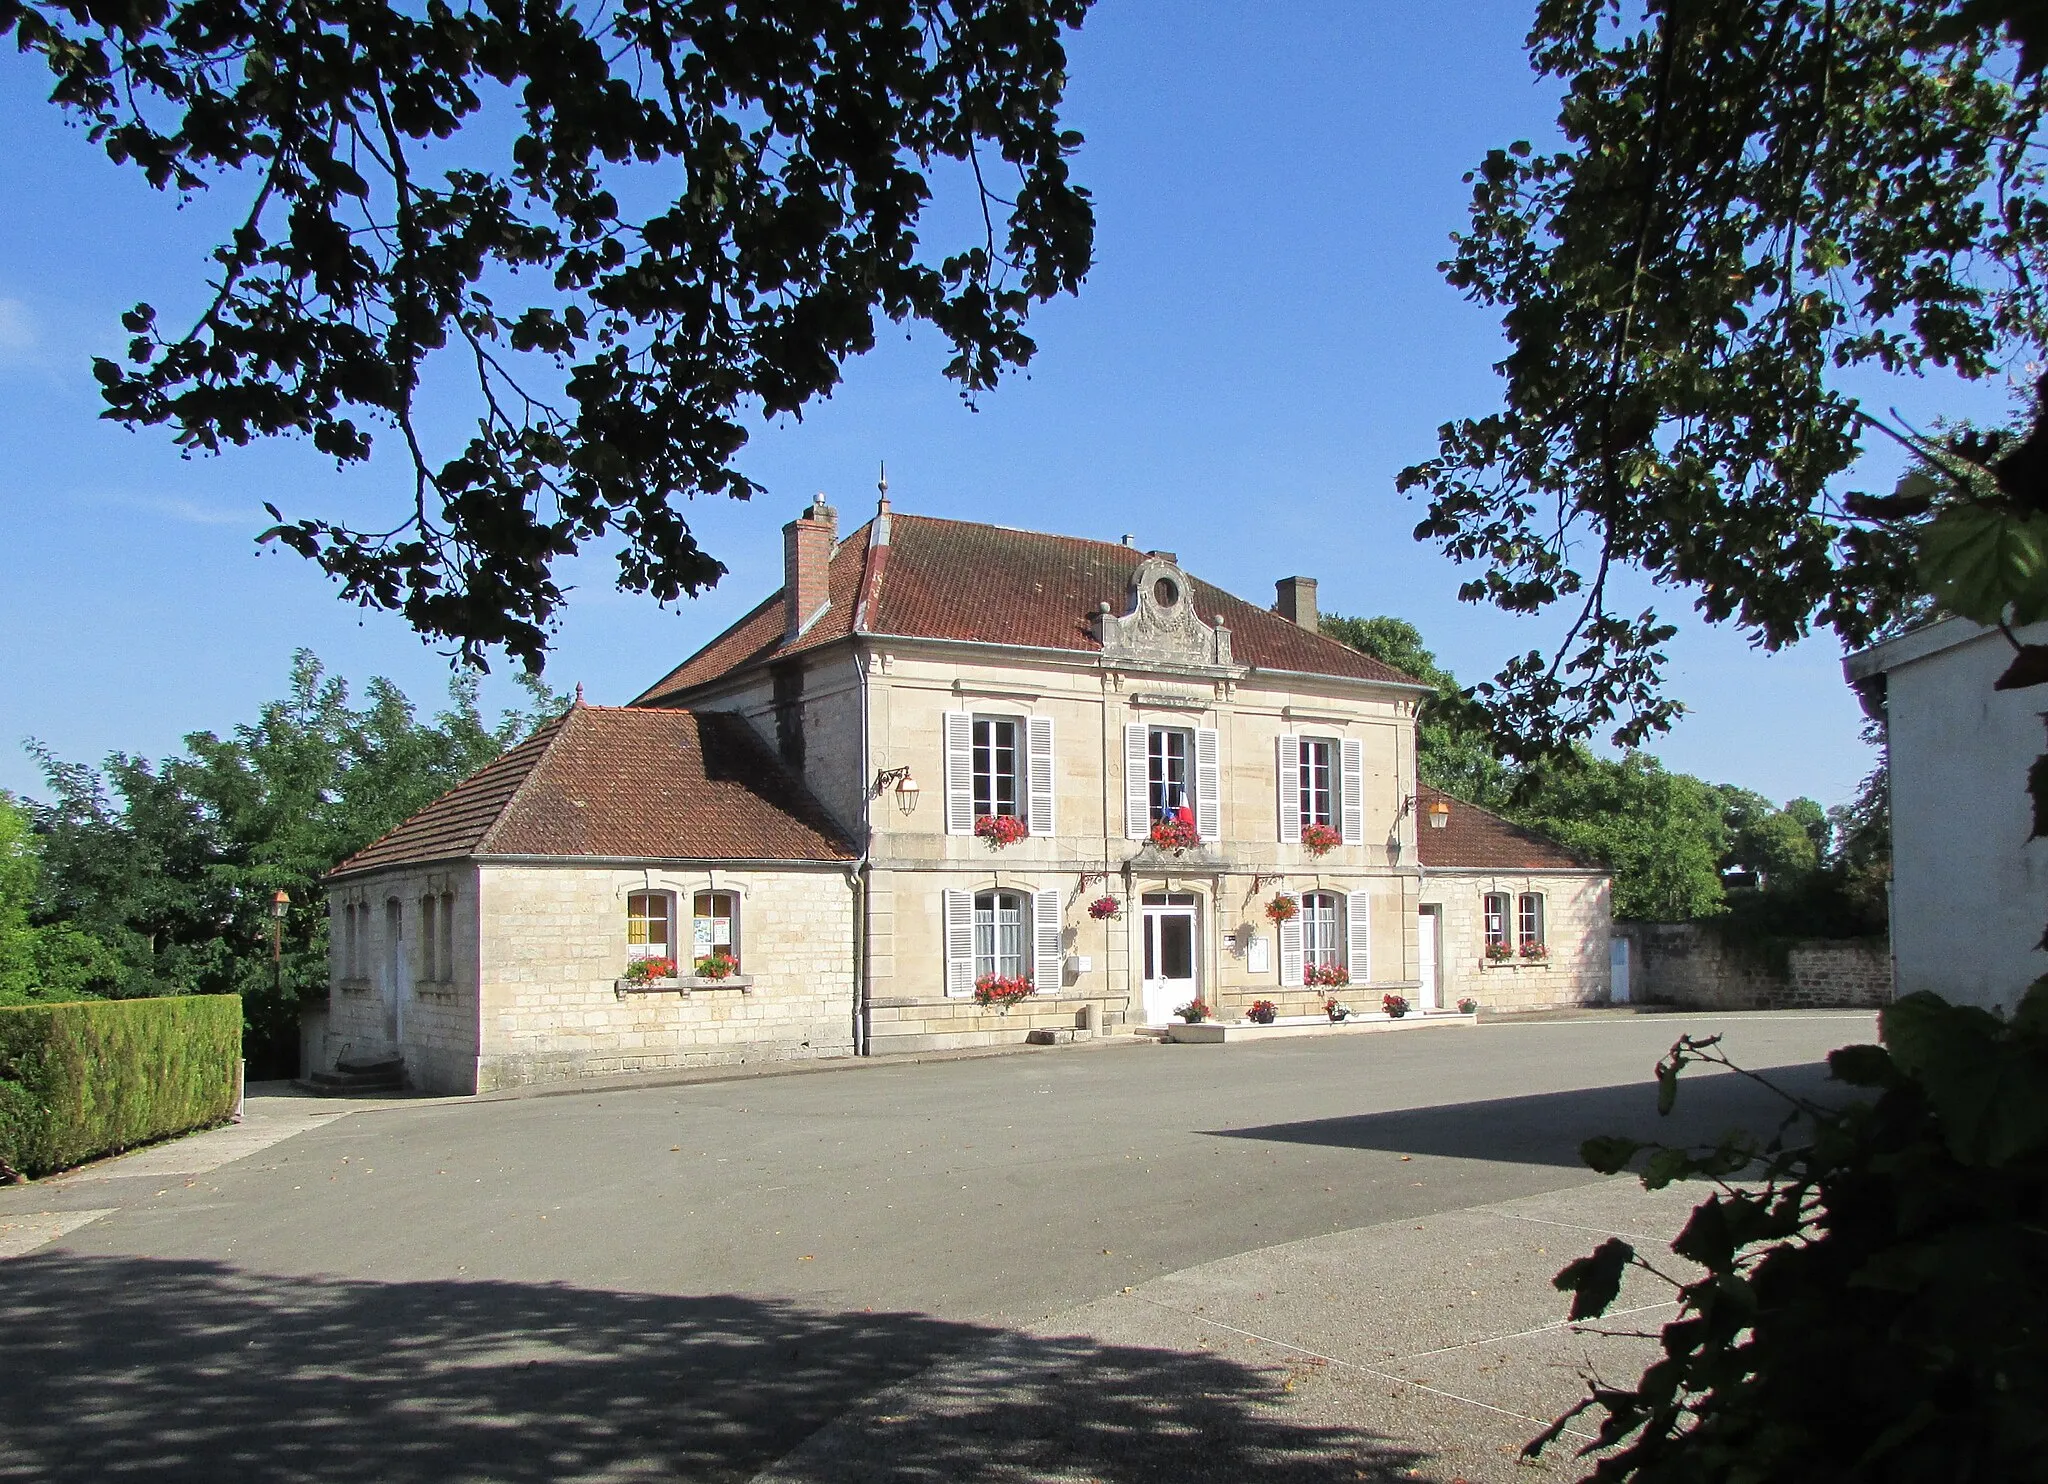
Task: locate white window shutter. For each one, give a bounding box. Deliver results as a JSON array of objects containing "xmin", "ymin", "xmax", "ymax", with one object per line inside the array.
[
  {"xmin": 1124, "ymin": 723, "xmax": 1150, "ymax": 839},
  {"xmin": 943, "ymin": 889, "xmax": 975, "ymax": 996},
  {"xmin": 1194, "ymin": 728, "xmax": 1221, "ymax": 842},
  {"xmin": 1026, "ymin": 715, "xmax": 1056, "ymax": 837},
  {"xmin": 944, "ymin": 711, "xmax": 974, "ymax": 835},
  {"xmin": 1346, "ymin": 889, "xmax": 1372, "ymax": 982},
  {"xmin": 1277, "ymin": 891, "xmax": 1305, "ymax": 987},
  {"xmin": 1032, "ymin": 888, "xmax": 1064, "ymax": 993},
  {"xmin": 1276, "ymin": 734, "xmax": 1301, "ymax": 844},
  {"xmin": 1340, "ymin": 737, "xmax": 1366, "ymax": 846}
]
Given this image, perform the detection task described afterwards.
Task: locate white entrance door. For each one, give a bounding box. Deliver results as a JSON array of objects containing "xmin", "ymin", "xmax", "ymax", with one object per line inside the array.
[
  {"xmin": 1140, "ymin": 893, "xmax": 1199, "ymax": 1024},
  {"xmin": 1417, "ymin": 907, "xmax": 1441, "ymax": 1011}
]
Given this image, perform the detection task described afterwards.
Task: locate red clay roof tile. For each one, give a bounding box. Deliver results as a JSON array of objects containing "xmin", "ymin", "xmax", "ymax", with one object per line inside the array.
[
  {"xmin": 634, "ymin": 512, "xmax": 1422, "ymax": 702},
  {"xmin": 329, "ymin": 706, "xmax": 854, "ymax": 877},
  {"xmin": 1415, "ymin": 784, "xmax": 1593, "ymax": 872}
]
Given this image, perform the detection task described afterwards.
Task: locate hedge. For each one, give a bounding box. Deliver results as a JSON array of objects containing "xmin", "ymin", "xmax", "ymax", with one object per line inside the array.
[{"xmin": 0, "ymin": 995, "xmax": 242, "ymax": 1179}]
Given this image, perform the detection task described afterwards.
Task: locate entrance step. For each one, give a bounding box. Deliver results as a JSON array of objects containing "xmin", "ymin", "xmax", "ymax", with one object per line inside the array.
[{"xmin": 297, "ymin": 1055, "xmax": 406, "ymax": 1096}]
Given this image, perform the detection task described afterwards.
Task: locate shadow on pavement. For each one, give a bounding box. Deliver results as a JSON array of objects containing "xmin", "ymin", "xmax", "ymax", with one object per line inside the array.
[
  {"xmin": 0, "ymin": 1255, "xmax": 1422, "ymax": 1483},
  {"xmin": 1207, "ymin": 1058, "xmax": 1845, "ymax": 1167}
]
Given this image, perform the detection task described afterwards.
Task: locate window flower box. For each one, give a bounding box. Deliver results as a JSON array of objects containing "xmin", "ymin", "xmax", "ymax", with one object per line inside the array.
[
  {"xmin": 1150, "ymin": 816, "xmax": 1201, "ymax": 853},
  {"xmin": 975, "ymin": 813, "xmax": 1029, "ymax": 850},
  {"xmin": 1484, "ymin": 942, "xmax": 1515, "ymax": 964},
  {"xmin": 974, "ymin": 974, "xmax": 1037, "ymax": 1011},
  {"xmin": 1300, "ymin": 822, "xmax": 1342, "ymax": 856},
  {"xmin": 1307, "ymin": 962, "xmax": 1349, "ymax": 988},
  {"xmin": 1518, "ymin": 941, "xmax": 1550, "ymax": 962}
]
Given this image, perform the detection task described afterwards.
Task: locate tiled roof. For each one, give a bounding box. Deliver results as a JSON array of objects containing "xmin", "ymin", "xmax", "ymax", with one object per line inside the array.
[
  {"xmin": 635, "ymin": 511, "xmax": 1421, "ymax": 703},
  {"xmin": 1415, "ymin": 784, "xmax": 1596, "ymax": 872},
  {"xmin": 329, "ymin": 706, "xmax": 856, "ymax": 877}
]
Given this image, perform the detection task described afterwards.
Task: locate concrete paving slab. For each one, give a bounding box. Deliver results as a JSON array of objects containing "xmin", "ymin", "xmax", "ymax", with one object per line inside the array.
[{"xmin": 0, "ymin": 1209, "xmax": 117, "ymax": 1259}]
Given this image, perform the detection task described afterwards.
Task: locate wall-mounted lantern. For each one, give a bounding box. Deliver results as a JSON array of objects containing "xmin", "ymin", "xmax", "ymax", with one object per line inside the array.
[
  {"xmin": 1427, "ymin": 799, "xmax": 1452, "ymax": 830},
  {"xmin": 871, "ymin": 766, "xmax": 920, "ymax": 814}
]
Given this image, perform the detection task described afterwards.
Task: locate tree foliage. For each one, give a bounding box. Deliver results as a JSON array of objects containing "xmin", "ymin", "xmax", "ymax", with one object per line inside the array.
[
  {"xmin": 1541, "ymin": 995, "xmax": 2048, "ymax": 1482},
  {"xmin": 1, "ymin": 0, "xmax": 1096, "ymax": 667},
  {"xmin": 1400, "ymin": 0, "xmax": 2048, "ymax": 761},
  {"xmin": 1319, "ymin": 613, "xmax": 1515, "ymax": 808},
  {"xmin": 19, "ymin": 652, "xmax": 564, "ymax": 1069}
]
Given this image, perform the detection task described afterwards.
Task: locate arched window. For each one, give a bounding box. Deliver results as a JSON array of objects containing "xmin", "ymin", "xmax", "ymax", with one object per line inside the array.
[
  {"xmin": 627, "ymin": 890, "xmax": 674, "ymax": 963},
  {"xmin": 692, "ymin": 891, "xmax": 740, "ymax": 970},
  {"xmin": 973, "ymin": 889, "xmax": 1028, "ymax": 980},
  {"xmin": 1301, "ymin": 891, "xmax": 1344, "ymax": 971},
  {"xmin": 1483, "ymin": 892, "xmax": 1511, "ymax": 951}
]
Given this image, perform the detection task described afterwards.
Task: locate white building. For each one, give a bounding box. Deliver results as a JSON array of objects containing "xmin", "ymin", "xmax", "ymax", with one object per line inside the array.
[{"xmin": 1844, "ymin": 616, "xmax": 2048, "ymax": 1013}]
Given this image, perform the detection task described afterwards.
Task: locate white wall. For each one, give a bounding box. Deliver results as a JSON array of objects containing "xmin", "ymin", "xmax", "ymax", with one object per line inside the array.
[{"xmin": 1878, "ymin": 620, "xmax": 2048, "ymax": 1012}]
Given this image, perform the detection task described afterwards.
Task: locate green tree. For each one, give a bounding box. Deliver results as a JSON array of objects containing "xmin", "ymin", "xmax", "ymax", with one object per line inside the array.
[
  {"xmin": 2, "ymin": 0, "xmax": 1097, "ymax": 667},
  {"xmin": 23, "ymin": 653, "xmax": 566, "ymax": 1068},
  {"xmin": 1398, "ymin": 0, "xmax": 2048, "ymax": 760},
  {"xmin": 1719, "ymin": 787, "xmax": 1820, "ymax": 888},
  {"xmin": 1516, "ymin": 752, "xmax": 1729, "ymax": 920},
  {"xmin": 0, "ymin": 794, "xmax": 121, "ymax": 1006},
  {"xmin": 1319, "ymin": 613, "xmax": 1515, "ymax": 808}
]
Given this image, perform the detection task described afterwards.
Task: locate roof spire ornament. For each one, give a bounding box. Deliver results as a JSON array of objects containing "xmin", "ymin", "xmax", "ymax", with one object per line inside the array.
[
  {"xmin": 877, "ymin": 460, "xmax": 890, "ymax": 515},
  {"xmin": 574, "ymin": 682, "xmax": 585, "ymax": 706}
]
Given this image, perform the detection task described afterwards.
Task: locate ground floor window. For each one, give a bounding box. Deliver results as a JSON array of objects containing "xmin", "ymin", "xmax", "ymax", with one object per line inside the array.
[
  {"xmin": 974, "ymin": 890, "xmax": 1028, "ymax": 980},
  {"xmin": 627, "ymin": 890, "xmax": 674, "ymax": 961},
  {"xmin": 1483, "ymin": 892, "xmax": 1511, "ymax": 951},
  {"xmin": 1517, "ymin": 893, "xmax": 1545, "ymax": 950},
  {"xmin": 1301, "ymin": 891, "xmax": 1343, "ymax": 970},
  {"xmin": 692, "ymin": 890, "xmax": 740, "ymax": 969}
]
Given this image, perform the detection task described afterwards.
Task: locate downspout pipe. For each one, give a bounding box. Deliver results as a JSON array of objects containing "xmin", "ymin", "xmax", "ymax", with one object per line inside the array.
[{"xmin": 853, "ymin": 639, "xmax": 872, "ymax": 1056}]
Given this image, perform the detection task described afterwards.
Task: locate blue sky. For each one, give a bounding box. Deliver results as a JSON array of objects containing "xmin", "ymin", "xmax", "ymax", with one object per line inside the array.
[{"xmin": 0, "ymin": 2, "xmax": 2010, "ymax": 808}]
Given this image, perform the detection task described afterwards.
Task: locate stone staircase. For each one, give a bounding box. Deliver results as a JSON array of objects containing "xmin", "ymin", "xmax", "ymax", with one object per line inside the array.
[{"xmin": 298, "ymin": 1053, "xmax": 407, "ymax": 1097}]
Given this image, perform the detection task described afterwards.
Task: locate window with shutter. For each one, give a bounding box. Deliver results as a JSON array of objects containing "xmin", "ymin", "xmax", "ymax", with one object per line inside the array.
[
  {"xmin": 943, "ymin": 889, "xmax": 976, "ymax": 995},
  {"xmin": 943, "ymin": 712, "xmax": 975, "ymax": 835},
  {"xmin": 1033, "ymin": 887, "xmax": 1064, "ymax": 992},
  {"xmin": 1276, "ymin": 890, "xmax": 1305, "ymax": 987},
  {"xmin": 1276, "ymin": 734, "xmax": 1300, "ymax": 843},
  {"xmin": 1340, "ymin": 738, "xmax": 1366, "ymax": 845},
  {"xmin": 1026, "ymin": 716, "xmax": 1056, "ymax": 837},
  {"xmin": 1123, "ymin": 723, "xmax": 1150, "ymax": 839},
  {"xmin": 1194, "ymin": 728, "xmax": 1221, "ymax": 841},
  {"xmin": 1346, "ymin": 889, "xmax": 1372, "ymax": 981}
]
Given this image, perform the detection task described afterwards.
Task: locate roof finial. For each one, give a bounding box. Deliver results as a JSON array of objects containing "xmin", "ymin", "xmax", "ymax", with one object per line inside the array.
[{"xmin": 574, "ymin": 682, "xmax": 585, "ymax": 706}]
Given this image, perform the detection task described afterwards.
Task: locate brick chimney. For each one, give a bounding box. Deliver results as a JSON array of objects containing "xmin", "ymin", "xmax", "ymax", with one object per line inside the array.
[
  {"xmin": 783, "ymin": 495, "xmax": 837, "ymax": 641},
  {"xmin": 1275, "ymin": 576, "xmax": 1319, "ymax": 632}
]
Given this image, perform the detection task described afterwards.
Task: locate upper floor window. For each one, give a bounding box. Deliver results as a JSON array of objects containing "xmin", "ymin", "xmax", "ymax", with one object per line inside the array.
[
  {"xmin": 692, "ymin": 890, "xmax": 740, "ymax": 969},
  {"xmin": 1517, "ymin": 893, "xmax": 1545, "ymax": 949},
  {"xmin": 1148, "ymin": 727, "xmax": 1192, "ymax": 821},
  {"xmin": 1277, "ymin": 733, "xmax": 1362, "ymax": 846},
  {"xmin": 1301, "ymin": 891, "xmax": 1344, "ymax": 970},
  {"xmin": 627, "ymin": 890, "xmax": 673, "ymax": 961},
  {"xmin": 1298, "ymin": 738, "xmax": 1335, "ymax": 828},
  {"xmin": 972, "ymin": 717, "xmax": 1020, "ymax": 819}
]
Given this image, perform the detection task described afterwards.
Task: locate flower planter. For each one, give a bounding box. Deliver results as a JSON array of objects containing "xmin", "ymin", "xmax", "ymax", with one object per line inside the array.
[{"xmin": 615, "ymin": 974, "xmax": 754, "ymax": 997}]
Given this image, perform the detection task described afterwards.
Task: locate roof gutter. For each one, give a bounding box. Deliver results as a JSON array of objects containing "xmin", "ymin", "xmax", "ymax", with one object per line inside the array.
[{"xmin": 324, "ymin": 852, "xmax": 858, "ymax": 883}]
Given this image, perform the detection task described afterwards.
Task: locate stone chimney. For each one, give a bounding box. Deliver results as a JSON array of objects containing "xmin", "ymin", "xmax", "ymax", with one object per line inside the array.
[
  {"xmin": 1275, "ymin": 576, "xmax": 1319, "ymax": 632},
  {"xmin": 783, "ymin": 495, "xmax": 837, "ymax": 641}
]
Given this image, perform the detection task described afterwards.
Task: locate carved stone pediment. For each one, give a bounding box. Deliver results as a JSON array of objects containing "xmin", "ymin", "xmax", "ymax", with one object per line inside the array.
[{"xmin": 1096, "ymin": 555, "xmax": 1240, "ymax": 675}]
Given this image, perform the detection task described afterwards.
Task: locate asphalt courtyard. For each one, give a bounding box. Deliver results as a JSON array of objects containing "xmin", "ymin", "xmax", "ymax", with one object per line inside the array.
[{"xmin": 0, "ymin": 1010, "xmax": 1876, "ymax": 1482}]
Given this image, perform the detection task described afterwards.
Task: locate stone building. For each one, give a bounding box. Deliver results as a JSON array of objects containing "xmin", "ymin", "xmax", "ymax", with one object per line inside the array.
[
  {"xmin": 1845, "ymin": 615, "xmax": 2048, "ymax": 1013},
  {"xmin": 316, "ymin": 498, "xmax": 1614, "ymax": 1091},
  {"xmin": 1415, "ymin": 784, "xmax": 1612, "ymax": 1014}
]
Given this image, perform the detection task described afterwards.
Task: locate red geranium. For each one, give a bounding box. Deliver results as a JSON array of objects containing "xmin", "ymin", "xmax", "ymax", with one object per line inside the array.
[
  {"xmin": 1307, "ymin": 962, "xmax": 1349, "ymax": 988},
  {"xmin": 1301, "ymin": 822, "xmax": 1342, "ymax": 856},
  {"xmin": 1247, "ymin": 999, "xmax": 1278, "ymax": 1024},
  {"xmin": 974, "ymin": 813, "xmax": 1029, "ymax": 849},
  {"xmin": 1150, "ymin": 816, "xmax": 1200, "ymax": 852},
  {"xmin": 625, "ymin": 956, "xmax": 677, "ymax": 982},
  {"xmin": 1087, "ymin": 895, "xmax": 1122, "ymax": 920},
  {"xmin": 973, "ymin": 974, "xmax": 1037, "ymax": 1010}
]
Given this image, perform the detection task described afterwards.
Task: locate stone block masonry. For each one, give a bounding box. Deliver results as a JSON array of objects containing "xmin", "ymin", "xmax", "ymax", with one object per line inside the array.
[
  {"xmin": 475, "ymin": 862, "xmax": 856, "ymax": 1092},
  {"xmin": 1616, "ymin": 921, "xmax": 1890, "ymax": 1011}
]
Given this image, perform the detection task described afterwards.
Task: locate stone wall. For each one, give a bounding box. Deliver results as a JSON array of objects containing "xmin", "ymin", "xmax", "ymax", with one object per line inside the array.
[
  {"xmin": 322, "ymin": 863, "xmax": 481, "ymax": 1093},
  {"xmin": 1615, "ymin": 921, "xmax": 1891, "ymax": 1011},
  {"xmin": 475, "ymin": 862, "xmax": 856, "ymax": 1092},
  {"xmin": 1422, "ymin": 871, "xmax": 1611, "ymax": 1015}
]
